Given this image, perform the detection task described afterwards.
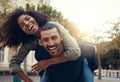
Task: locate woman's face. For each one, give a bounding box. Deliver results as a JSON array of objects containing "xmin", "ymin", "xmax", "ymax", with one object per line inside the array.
[{"xmin": 17, "ymin": 14, "xmax": 39, "ymax": 35}]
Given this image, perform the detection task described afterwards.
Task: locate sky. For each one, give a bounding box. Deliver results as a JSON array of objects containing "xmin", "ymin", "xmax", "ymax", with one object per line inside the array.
[{"xmin": 50, "ymin": 0, "xmax": 120, "ymax": 32}]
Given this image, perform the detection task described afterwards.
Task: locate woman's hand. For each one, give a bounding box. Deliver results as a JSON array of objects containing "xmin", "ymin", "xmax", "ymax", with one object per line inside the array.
[{"xmin": 32, "ymin": 60, "xmax": 51, "ymax": 73}]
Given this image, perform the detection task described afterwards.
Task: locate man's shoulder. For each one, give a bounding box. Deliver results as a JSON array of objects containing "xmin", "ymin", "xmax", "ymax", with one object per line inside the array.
[{"xmin": 79, "ymin": 44, "xmax": 95, "ymax": 53}]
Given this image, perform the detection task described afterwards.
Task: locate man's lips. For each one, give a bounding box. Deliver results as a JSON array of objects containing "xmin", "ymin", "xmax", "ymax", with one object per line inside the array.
[
  {"xmin": 47, "ymin": 46, "xmax": 56, "ymax": 50},
  {"xmin": 46, "ymin": 44, "xmax": 58, "ymax": 52}
]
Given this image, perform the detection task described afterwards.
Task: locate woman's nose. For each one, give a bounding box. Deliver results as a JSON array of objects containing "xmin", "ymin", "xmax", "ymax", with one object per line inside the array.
[
  {"xmin": 24, "ymin": 20, "xmax": 31, "ymax": 27},
  {"xmin": 24, "ymin": 20, "xmax": 29, "ymax": 25}
]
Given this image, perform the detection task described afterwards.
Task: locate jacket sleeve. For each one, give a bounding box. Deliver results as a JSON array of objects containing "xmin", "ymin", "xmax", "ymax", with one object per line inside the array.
[
  {"xmin": 49, "ymin": 22, "xmax": 81, "ymax": 60},
  {"xmin": 9, "ymin": 39, "xmax": 39, "ymax": 74},
  {"xmin": 80, "ymin": 44, "xmax": 98, "ymax": 72}
]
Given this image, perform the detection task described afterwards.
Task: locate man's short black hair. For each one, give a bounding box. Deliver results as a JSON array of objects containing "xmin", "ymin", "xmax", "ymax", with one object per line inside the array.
[
  {"xmin": 40, "ymin": 22, "xmax": 62, "ymax": 38},
  {"xmin": 42, "ymin": 23, "xmax": 57, "ymax": 30},
  {"xmin": 41, "ymin": 22, "xmax": 61, "ymax": 34}
]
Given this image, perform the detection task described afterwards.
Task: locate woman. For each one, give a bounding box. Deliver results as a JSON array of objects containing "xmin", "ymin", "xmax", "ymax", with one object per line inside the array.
[{"xmin": 0, "ymin": 9, "xmax": 80, "ymax": 82}]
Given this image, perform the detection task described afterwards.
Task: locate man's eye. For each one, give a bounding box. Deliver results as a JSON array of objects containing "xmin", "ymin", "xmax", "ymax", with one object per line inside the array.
[
  {"xmin": 51, "ymin": 36, "xmax": 58, "ymax": 40},
  {"xmin": 43, "ymin": 38, "xmax": 49, "ymax": 42}
]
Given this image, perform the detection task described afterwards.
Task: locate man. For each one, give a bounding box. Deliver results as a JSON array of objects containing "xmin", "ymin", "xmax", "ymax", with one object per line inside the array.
[{"xmin": 32, "ymin": 23, "xmax": 98, "ymax": 82}]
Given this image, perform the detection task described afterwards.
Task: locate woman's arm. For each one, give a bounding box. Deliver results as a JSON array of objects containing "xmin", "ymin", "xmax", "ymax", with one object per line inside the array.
[
  {"xmin": 32, "ymin": 55, "xmax": 69, "ymax": 73},
  {"xmin": 16, "ymin": 71, "xmax": 33, "ymax": 82},
  {"xmin": 49, "ymin": 22, "xmax": 81, "ymax": 60},
  {"xmin": 9, "ymin": 39, "xmax": 39, "ymax": 74},
  {"xmin": 9, "ymin": 45, "xmax": 29, "ymax": 74}
]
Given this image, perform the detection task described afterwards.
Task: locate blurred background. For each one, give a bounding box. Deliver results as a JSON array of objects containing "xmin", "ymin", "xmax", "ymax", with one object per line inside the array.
[{"xmin": 0, "ymin": 0, "xmax": 120, "ymax": 82}]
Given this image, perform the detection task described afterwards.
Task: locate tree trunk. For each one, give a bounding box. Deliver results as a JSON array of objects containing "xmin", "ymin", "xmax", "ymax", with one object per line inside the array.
[{"xmin": 97, "ymin": 53, "xmax": 102, "ymax": 80}]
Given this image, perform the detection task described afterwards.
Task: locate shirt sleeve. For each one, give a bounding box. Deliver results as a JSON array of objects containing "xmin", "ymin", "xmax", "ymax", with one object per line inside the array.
[
  {"xmin": 9, "ymin": 39, "xmax": 39, "ymax": 74},
  {"xmin": 49, "ymin": 22, "xmax": 81, "ymax": 60},
  {"xmin": 80, "ymin": 44, "xmax": 98, "ymax": 72}
]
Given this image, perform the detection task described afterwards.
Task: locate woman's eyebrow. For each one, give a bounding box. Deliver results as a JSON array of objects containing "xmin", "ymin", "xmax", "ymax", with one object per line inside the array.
[
  {"xmin": 19, "ymin": 16, "xmax": 28, "ymax": 27},
  {"xmin": 24, "ymin": 16, "xmax": 28, "ymax": 20}
]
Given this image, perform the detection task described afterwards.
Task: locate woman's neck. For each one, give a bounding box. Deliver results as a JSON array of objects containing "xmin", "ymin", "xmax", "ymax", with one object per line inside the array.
[{"xmin": 35, "ymin": 28, "xmax": 41, "ymax": 38}]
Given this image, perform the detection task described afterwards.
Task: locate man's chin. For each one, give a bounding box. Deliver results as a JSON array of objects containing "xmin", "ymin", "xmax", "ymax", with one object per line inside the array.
[{"xmin": 49, "ymin": 52, "xmax": 59, "ymax": 57}]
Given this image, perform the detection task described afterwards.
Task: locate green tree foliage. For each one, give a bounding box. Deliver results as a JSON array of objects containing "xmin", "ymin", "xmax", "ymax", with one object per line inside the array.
[
  {"xmin": 26, "ymin": 3, "xmax": 35, "ymax": 10},
  {"xmin": 105, "ymin": 18, "xmax": 120, "ymax": 39},
  {"xmin": 0, "ymin": 0, "xmax": 16, "ymax": 12},
  {"xmin": 37, "ymin": 4, "xmax": 41, "ymax": 11},
  {"xmin": 95, "ymin": 18, "xmax": 120, "ymax": 77},
  {"xmin": 114, "ymin": 35, "xmax": 120, "ymax": 50},
  {"xmin": 0, "ymin": 0, "xmax": 17, "ymax": 24},
  {"xmin": 101, "ymin": 49, "xmax": 120, "ymax": 69},
  {"xmin": 105, "ymin": 18, "xmax": 120, "ymax": 51},
  {"xmin": 0, "ymin": 12, "xmax": 6, "ymax": 25},
  {"xmin": 38, "ymin": 5, "xmax": 52, "ymax": 16}
]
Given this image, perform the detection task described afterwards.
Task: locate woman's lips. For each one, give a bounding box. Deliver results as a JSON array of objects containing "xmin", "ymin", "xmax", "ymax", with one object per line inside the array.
[{"xmin": 28, "ymin": 25, "xmax": 34, "ymax": 31}]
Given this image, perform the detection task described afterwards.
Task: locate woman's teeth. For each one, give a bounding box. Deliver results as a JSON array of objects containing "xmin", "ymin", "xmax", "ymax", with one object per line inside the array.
[{"xmin": 28, "ymin": 25, "xmax": 34, "ymax": 31}]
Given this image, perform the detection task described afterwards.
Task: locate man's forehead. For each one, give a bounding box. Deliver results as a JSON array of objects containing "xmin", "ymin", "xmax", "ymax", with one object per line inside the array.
[{"xmin": 41, "ymin": 28, "xmax": 60, "ymax": 38}]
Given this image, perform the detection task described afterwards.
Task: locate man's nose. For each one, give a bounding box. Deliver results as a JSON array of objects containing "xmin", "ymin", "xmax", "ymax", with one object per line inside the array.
[{"xmin": 48, "ymin": 40, "xmax": 54, "ymax": 46}]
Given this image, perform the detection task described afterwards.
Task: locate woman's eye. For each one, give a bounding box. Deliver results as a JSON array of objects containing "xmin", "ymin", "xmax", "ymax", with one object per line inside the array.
[
  {"xmin": 19, "ymin": 23, "xmax": 25, "ymax": 29},
  {"xmin": 26, "ymin": 17, "xmax": 30, "ymax": 20},
  {"xmin": 25, "ymin": 16, "xmax": 30, "ymax": 21}
]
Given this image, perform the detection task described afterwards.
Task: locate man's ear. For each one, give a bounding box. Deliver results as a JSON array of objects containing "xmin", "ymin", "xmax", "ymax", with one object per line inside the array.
[
  {"xmin": 60, "ymin": 34, "xmax": 63, "ymax": 41},
  {"xmin": 39, "ymin": 40, "xmax": 42, "ymax": 45}
]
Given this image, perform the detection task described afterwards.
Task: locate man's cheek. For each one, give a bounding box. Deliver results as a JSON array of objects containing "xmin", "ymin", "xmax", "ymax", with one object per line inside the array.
[{"xmin": 41, "ymin": 43, "xmax": 46, "ymax": 47}]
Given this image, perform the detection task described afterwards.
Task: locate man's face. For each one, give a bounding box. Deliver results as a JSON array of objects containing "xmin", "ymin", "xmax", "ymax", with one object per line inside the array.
[{"xmin": 40, "ymin": 27, "xmax": 63, "ymax": 57}]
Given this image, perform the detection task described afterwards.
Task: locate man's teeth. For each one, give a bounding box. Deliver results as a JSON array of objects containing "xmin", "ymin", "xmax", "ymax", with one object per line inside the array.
[{"xmin": 48, "ymin": 47, "xmax": 56, "ymax": 50}]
